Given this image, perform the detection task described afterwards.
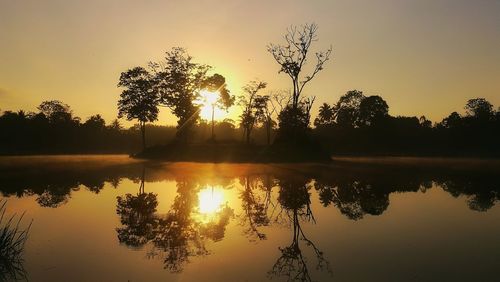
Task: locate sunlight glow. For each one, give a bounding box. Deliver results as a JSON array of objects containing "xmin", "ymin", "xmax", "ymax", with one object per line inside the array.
[
  {"xmin": 199, "ymin": 105, "xmax": 227, "ymax": 121},
  {"xmin": 196, "ymin": 89, "xmax": 227, "ymax": 121},
  {"xmin": 200, "ymin": 90, "xmax": 219, "ymax": 105},
  {"xmin": 198, "ymin": 186, "xmax": 224, "ymax": 214}
]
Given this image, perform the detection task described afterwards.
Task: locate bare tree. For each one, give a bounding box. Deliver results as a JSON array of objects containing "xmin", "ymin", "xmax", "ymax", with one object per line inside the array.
[
  {"xmin": 270, "ymin": 90, "xmax": 291, "ymax": 113},
  {"xmin": 267, "ymin": 23, "xmax": 332, "ymax": 110}
]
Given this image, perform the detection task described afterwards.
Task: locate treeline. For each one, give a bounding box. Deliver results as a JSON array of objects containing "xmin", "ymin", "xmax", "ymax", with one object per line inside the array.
[
  {"xmin": 2, "ymin": 93, "xmax": 498, "ymax": 156},
  {"xmin": 0, "ymin": 100, "xmax": 273, "ymax": 155},
  {"xmin": 0, "ymin": 101, "xmax": 135, "ymax": 154},
  {"xmin": 312, "ymin": 91, "xmax": 500, "ymax": 157}
]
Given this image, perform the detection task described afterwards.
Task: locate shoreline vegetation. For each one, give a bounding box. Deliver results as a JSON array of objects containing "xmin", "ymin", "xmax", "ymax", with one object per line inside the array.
[
  {"xmin": 1, "ymin": 24, "xmax": 499, "ymax": 161},
  {"xmin": 0, "ymin": 200, "xmax": 32, "ymax": 281}
]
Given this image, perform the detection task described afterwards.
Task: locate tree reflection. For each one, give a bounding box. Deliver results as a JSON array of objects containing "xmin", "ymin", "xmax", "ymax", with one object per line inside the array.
[
  {"xmin": 152, "ymin": 180, "xmax": 234, "ymax": 272},
  {"xmin": 239, "ymin": 175, "xmax": 274, "ymax": 241},
  {"xmin": 268, "ymin": 177, "xmax": 331, "ymax": 282},
  {"xmin": 115, "ymin": 173, "xmax": 234, "ymax": 272},
  {"xmin": 1, "ymin": 161, "xmax": 498, "ymax": 214},
  {"xmin": 116, "ymin": 168, "xmax": 158, "ymax": 247},
  {"xmin": 152, "ymin": 179, "xmax": 206, "ymax": 272},
  {"xmin": 315, "ymin": 179, "xmax": 390, "ymax": 220},
  {"xmin": 439, "ymin": 178, "xmax": 500, "ymax": 212},
  {"xmin": 237, "ymin": 174, "xmax": 331, "ymax": 281},
  {"xmin": 34, "ymin": 186, "xmax": 76, "ymax": 208}
]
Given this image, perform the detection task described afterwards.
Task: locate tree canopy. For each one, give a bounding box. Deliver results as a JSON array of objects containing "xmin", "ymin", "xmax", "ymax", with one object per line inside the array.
[
  {"xmin": 152, "ymin": 47, "xmax": 210, "ymax": 141},
  {"xmin": 117, "ymin": 66, "xmax": 159, "ymax": 149}
]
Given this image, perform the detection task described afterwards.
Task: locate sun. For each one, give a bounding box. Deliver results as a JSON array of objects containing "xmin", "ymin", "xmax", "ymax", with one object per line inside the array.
[
  {"xmin": 196, "ymin": 90, "xmax": 227, "ymax": 121},
  {"xmin": 200, "ymin": 89, "xmax": 218, "ymax": 105}
]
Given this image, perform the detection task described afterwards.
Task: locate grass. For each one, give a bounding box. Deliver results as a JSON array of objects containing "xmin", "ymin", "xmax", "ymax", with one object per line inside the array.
[{"xmin": 0, "ymin": 199, "xmax": 32, "ymax": 281}]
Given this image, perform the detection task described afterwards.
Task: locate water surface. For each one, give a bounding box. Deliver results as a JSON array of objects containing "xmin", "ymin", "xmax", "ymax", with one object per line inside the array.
[{"xmin": 1, "ymin": 156, "xmax": 499, "ymax": 281}]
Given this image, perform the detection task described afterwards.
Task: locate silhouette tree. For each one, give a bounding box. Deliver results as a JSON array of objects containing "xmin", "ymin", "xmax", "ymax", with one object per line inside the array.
[
  {"xmin": 439, "ymin": 112, "xmax": 462, "ymax": 129},
  {"xmin": 200, "ymin": 73, "xmax": 234, "ymax": 140},
  {"xmin": 357, "ymin": 95, "xmax": 389, "ymax": 127},
  {"xmin": 276, "ymin": 99, "xmax": 314, "ymax": 144},
  {"xmin": 332, "ymin": 90, "xmax": 365, "ymax": 127},
  {"xmin": 117, "ymin": 67, "xmax": 159, "ymax": 150},
  {"xmin": 465, "ymin": 98, "xmax": 494, "ymax": 120},
  {"xmin": 108, "ymin": 119, "xmax": 123, "ymax": 131},
  {"xmin": 254, "ymin": 94, "xmax": 277, "ymax": 145},
  {"xmin": 83, "ymin": 114, "xmax": 106, "ymax": 130},
  {"xmin": 37, "ymin": 100, "xmax": 74, "ymax": 123},
  {"xmin": 238, "ymin": 81, "xmax": 267, "ymax": 144},
  {"xmin": 419, "ymin": 115, "xmax": 432, "ymax": 128},
  {"xmin": 152, "ymin": 47, "xmax": 210, "ymax": 143},
  {"xmin": 268, "ymin": 23, "xmax": 331, "ymax": 145},
  {"xmin": 314, "ymin": 103, "xmax": 335, "ymax": 127},
  {"xmin": 267, "ymin": 23, "xmax": 331, "ymax": 110}
]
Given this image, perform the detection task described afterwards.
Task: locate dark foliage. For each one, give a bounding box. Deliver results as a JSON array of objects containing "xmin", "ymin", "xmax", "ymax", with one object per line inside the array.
[
  {"xmin": 314, "ymin": 94, "xmax": 500, "ymax": 157},
  {"xmin": 117, "ymin": 66, "xmax": 160, "ymax": 150},
  {"xmin": 0, "ymin": 104, "xmax": 139, "ymax": 154},
  {"xmin": 0, "ymin": 102, "xmax": 275, "ymax": 155}
]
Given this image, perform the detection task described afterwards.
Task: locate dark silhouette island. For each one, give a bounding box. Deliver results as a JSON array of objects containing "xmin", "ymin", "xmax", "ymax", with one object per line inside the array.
[{"xmin": 118, "ymin": 23, "xmax": 332, "ymax": 162}]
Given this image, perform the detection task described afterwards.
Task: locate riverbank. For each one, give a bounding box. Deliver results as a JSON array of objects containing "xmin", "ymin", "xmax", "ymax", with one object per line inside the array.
[
  {"xmin": 331, "ymin": 156, "xmax": 500, "ymax": 171},
  {"xmin": 134, "ymin": 142, "xmax": 332, "ymax": 163}
]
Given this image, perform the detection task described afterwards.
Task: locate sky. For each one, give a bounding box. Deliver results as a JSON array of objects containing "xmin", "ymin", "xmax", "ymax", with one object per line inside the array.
[{"xmin": 1, "ymin": 0, "xmax": 499, "ymax": 125}]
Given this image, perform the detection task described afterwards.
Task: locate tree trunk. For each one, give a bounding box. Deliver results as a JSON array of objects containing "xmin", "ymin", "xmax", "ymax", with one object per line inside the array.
[
  {"xmin": 140, "ymin": 166, "xmax": 145, "ymax": 194},
  {"xmin": 211, "ymin": 105, "xmax": 215, "ymax": 140},
  {"xmin": 246, "ymin": 127, "xmax": 251, "ymax": 145},
  {"xmin": 266, "ymin": 118, "xmax": 271, "ymax": 146},
  {"xmin": 141, "ymin": 122, "xmax": 146, "ymax": 150},
  {"xmin": 242, "ymin": 128, "xmax": 246, "ymax": 143}
]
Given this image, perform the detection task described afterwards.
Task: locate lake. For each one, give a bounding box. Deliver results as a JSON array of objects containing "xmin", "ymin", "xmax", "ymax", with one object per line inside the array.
[{"xmin": 0, "ymin": 156, "xmax": 499, "ymax": 281}]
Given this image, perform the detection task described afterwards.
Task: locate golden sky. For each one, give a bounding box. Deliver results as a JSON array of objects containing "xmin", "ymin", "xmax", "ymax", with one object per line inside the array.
[{"xmin": 1, "ymin": 0, "xmax": 499, "ymax": 125}]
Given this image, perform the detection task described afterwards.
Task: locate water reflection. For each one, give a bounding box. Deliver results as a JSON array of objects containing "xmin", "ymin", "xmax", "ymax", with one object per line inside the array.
[
  {"xmin": 269, "ymin": 177, "xmax": 331, "ymax": 282},
  {"xmin": 238, "ymin": 175, "xmax": 331, "ymax": 281},
  {"xmin": 2, "ymin": 162, "xmax": 498, "ymax": 214},
  {"xmin": 116, "ymin": 168, "xmax": 157, "ymax": 247},
  {"xmin": 198, "ymin": 187, "xmax": 225, "ymax": 216},
  {"xmin": 239, "ymin": 176, "xmax": 273, "ymax": 241},
  {"xmin": 115, "ymin": 172, "xmax": 234, "ymax": 273},
  {"xmin": 152, "ymin": 179, "xmax": 234, "ymax": 272},
  {"xmin": 1, "ymin": 159, "xmax": 499, "ymax": 281}
]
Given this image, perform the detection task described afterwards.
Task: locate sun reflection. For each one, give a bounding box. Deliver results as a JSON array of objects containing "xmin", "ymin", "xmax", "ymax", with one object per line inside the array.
[{"xmin": 198, "ymin": 186, "xmax": 224, "ymax": 215}]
